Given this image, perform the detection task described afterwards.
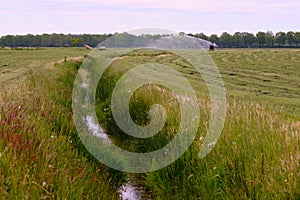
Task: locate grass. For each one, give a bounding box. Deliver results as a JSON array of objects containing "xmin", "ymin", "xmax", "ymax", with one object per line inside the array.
[
  {"xmin": 0, "ymin": 48, "xmax": 299, "ymax": 199},
  {"xmin": 0, "ymin": 47, "xmax": 89, "ymax": 84},
  {"xmin": 209, "ymin": 49, "xmax": 300, "ymax": 119},
  {"xmin": 95, "ymin": 49, "xmax": 300, "ymax": 199},
  {"xmin": 0, "ymin": 51, "xmax": 122, "ymax": 199}
]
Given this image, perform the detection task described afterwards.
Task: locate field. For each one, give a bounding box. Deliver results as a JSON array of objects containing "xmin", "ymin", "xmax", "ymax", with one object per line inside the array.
[
  {"xmin": 0, "ymin": 48, "xmax": 299, "ymax": 199},
  {"xmin": 0, "ymin": 48, "xmax": 89, "ymax": 84},
  {"xmin": 211, "ymin": 49, "xmax": 300, "ymax": 119}
]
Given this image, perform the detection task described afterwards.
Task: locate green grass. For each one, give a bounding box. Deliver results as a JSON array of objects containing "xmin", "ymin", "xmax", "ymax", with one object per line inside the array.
[
  {"xmin": 0, "ymin": 48, "xmax": 90, "ymax": 84},
  {"xmin": 0, "ymin": 48, "xmax": 299, "ymax": 199},
  {"xmin": 210, "ymin": 49, "xmax": 300, "ymax": 119},
  {"xmin": 96, "ymin": 48, "xmax": 300, "ymax": 119},
  {"xmin": 95, "ymin": 49, "xmax": 300, "ymax": 199},
  {"xmin": 0, "ymin": 56, "xmax": 121, "ymax": 199}
]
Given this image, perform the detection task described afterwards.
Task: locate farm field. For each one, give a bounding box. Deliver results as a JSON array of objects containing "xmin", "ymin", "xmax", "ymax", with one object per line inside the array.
[
  {"xmin": 1, "ymin": 48, "xmax": 299, "ymax": 119},
  {"xmin": 210, "ymin": 49, "xmax": 300, "ymax": 119},
  {"xmin": 0, "ymin": 48, "xmax": 299, "ymax": 199},
  {"xmin": 0, "ymin": 48, "xmax": 90, "ymax": 84}
]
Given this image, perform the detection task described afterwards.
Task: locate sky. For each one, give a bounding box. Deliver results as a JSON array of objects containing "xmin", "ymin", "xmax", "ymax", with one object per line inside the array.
[{"xmin": 1, "ymin": 0, "xmax": 300, "ymax": 36}]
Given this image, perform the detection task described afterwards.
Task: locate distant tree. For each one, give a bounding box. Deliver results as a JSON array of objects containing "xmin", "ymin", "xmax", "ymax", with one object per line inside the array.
[
  {"xmin": 59, "ymin": 34, "xmax": 66, "ymax": 46},
  {"xmin": 286, "ymin": 31, "xmax": 295, "ymax": 46},
  {"xmin": 82, "ymin": 34, "xmax": 93, "ymax": 46},
  {"xmin": 102, "ymin": 32, "xmax": 138, "ymax": 47},
  {"xmin": 24, "ymin": 34, "xmax": 35, "ymax": 47},
  {"xmin": 70, "ymin": 38, "xmax": 83, "ymax": 47},
  {"xmin": 265, "ymin": 31, "xmax": 275, "ymax": 47},
  {"xmin": 41, "ymin": 34, "xmax": 51, "ymax": 47},
  {"xmin": 275, "ymin": 32, "xmax": 286, "ymax": 47},
  {"xmin": 295, "ymin": 32, "xmax": 300, "ymax": 46},
  {"xmin": 233, "ymin": 32, "xmax": 243, "ymax": 47},
  {"xmin": 220, "ymin": 32, "xmax": 233, "ymax": 47},
  {"xmin": 194, "ymin": 33, "xmax": 209, "ymax": 40},
  {"xmin": 256, "ymin": 32, "xmax": 266, "ymax": 47},
  {"xmin": 53, "ymin": 34, "xmax": 65, "ymax": 47},
  {"xmin": 33, "ymin": 35, "xmax": 42, "ymax": 47},
  {"xmin": 209, "ymin": 34, "xmax": 219, "ymax": 44},
  {"xmin": 1, "ymin": 35, "xmax": 15, "ymax": 47},
  {"xmin": 1, "ymin": 31, "xmax": 300, "ymax": 48},
  {"xmin": 14, "ymin": 35, "xmax": 24, "ymax": 46},
  {"xmin": 242, "ymin": 32, "xmax": 256, "ymax": 47}
]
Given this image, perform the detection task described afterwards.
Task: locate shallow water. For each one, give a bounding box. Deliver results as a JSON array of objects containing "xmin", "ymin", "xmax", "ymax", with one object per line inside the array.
[
  {"xmin": 84, "ymin": 115, "xmax": 149, "ymax": 200},
  {"xmin": 85, "ymin": 115, "xmax": 111, "ymax": 143},
  {"xmin": 119, "ymin": 175, "xmax": 152, "ymax": 200},
  {"xmin": 119, "ymin": 182, "xmax": 142, "ymax": 200}
]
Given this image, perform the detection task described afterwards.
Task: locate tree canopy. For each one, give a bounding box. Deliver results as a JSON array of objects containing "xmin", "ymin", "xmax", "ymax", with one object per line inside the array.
[
  {"xmin": 187, "ymin": 31, "xmax": 300, "ymax": 48},
  {"xmin": 1, "ymin": 31, "xmax": 300, "ymax": 48},
  {"xmin": 0, "ymin": 34, "xmax": 112, "ymax": 48}
]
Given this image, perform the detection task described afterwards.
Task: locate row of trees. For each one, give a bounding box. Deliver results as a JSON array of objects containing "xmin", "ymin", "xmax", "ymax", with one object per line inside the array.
[
  {"xmin": 188, "ymin": 31, "xmax": 300, "ymax": 48},
  {"xmin": 0, "ymin": 34, "xmax": 112, "ymax": 47},
  {"xmin": 1, "ymin": 31, "xmax": 300, "ymax": 48}
]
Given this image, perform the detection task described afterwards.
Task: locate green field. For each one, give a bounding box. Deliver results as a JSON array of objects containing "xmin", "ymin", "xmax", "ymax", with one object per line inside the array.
[
  {"xmin": 0, "ymin": 48, "xmax": 299, "ymax": 199},
  {"xmin": 0, "ymin": 48, "xmax": 90, "ymax": 84},
  {"xmin": 210, "ymin": 49, "xmax": 300, "ymax": 119}
]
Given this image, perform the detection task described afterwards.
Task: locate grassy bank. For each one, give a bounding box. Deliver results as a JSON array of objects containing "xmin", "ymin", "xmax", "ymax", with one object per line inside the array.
[{"xmin": 0, "ymin": 58, "xmax": 121, "ymax": 199}]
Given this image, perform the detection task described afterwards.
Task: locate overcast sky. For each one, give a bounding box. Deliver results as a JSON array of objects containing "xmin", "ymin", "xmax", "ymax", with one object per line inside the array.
[{"xmin": 1, "ymin": 0, "xmax": 299, "ymax": 36}]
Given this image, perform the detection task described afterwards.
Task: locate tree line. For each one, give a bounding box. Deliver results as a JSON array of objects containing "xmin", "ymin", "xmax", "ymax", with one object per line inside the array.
[
  {"xmin": 0, "ymin": 34, "xmax": 112, "ymax": 47},
  {"xmin": 1, "ymin": 31, "xmax": 300, "ymax": 48},
  {"xmin": 187, "ymin": 31, "xmax": 300, "ymax": 48}
]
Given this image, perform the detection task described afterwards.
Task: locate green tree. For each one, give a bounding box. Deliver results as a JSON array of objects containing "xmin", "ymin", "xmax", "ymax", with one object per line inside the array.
[
  {"xmin": 242, "ymin": 32, "xmax": 256, "ymax": 47},
  {"xmin": 256, "ymin": 32, "xmax": 266, "ymax": 47},
  {"xmin": 209, "ymin": 34, "xmax": 219, "ymax": 44},
  {"xmin": 1, "ymin": 35, "xmax": 15, "ymax": 47},
  {"xmin": 220, "ymin": 32, "xmax": 233, "ymax": 47},
  {"xmin": 265, "ymin": 31, "xmax": 275, "ymax": 47},
  {"xmin": 14, "ymin": 35, "xmax": 25, "ymax": 46},
  {"xmin": 286, "ymin": 31, "xmax": 295, "ymax": 46},
  {"xmin": 24, "ymin": 34, "xmax": 35, "ymax": 47},
  {"xmin": 295, "ymin": 32, "xmax": 300, "ymax": 46},
  {"xmin": 233, "ymin": 32, "xmax": 243, "ymax": 47},
  {"xmin": 70, "ymin": 38, "xmax": 83, "ymax": 47},
  {"xmin": 275, "ymin": 31, "xmax": 286, "ymax": 46},
  {"xmin": 194, "ymin": 33, "xmax": 209, "ymax": 40},
  {"xmin": 33, "ymin": 35, "xmax": 42, "ymax": 47},
  {"xmin": 41, "ymin": 34, "xmax": 51, "ymax": 47}
]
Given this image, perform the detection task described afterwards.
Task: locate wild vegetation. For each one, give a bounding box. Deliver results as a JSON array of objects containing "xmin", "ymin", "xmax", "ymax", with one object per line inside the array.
[
  {"xmin": 96, "ymin": 49, "xmax": 299, "ymax": 199},
  {"xmin": 0, "ymin": 48, "xmax": 299, "ymax": 199},
  {"xmin": 0, "ymin": 50, "xmax": 122, "ymax": 199}
]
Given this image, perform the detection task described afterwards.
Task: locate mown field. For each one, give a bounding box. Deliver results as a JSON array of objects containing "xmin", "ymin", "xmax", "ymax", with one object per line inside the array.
[
  {"xmin": 211, "ymin": 49, "xmax": 300, "ymax": 119},
  {"xmin": 0, "ymin": 48, "xmax": 89, "ymax": 84},
  {"xmin": 0, "ymin": 48, "xmax": 299, "ymax": 199}
]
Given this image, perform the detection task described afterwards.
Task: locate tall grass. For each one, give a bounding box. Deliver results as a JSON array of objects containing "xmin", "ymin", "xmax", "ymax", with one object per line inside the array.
[
  {"xmin": 95, "ymin": 49, "xmax": 299, "ymax": 199},
  {"xmin": 1, "ymin": 48, "xmax": 298, "ymax": 199},
  {"xmin": 0, "ymin": 60, "xmax": 121, "ymax": 199},
  {"xmin": 141, "ymin": 101, "xmax": 299, "ymax": 199}
]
